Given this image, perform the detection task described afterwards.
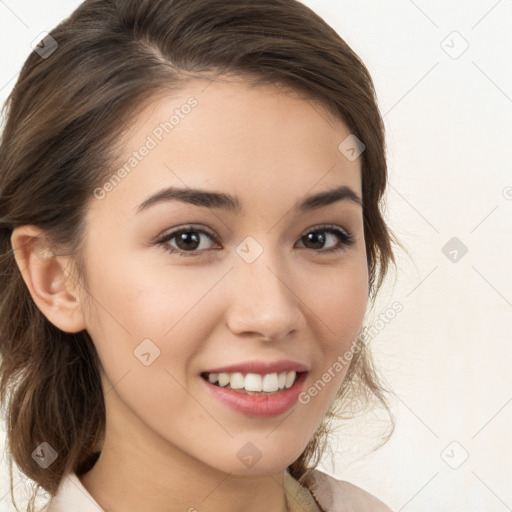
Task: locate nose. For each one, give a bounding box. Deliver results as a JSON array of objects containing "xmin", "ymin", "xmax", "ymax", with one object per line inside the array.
[{"xmin": 224, "ymin": 246, "xmax": 304, "ymax": 341}]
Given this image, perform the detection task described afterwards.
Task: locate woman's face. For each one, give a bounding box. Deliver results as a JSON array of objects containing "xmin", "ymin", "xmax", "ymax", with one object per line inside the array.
[{"xmin": 79, "ymin": 77, "xmax": 368, "ymax": 476}]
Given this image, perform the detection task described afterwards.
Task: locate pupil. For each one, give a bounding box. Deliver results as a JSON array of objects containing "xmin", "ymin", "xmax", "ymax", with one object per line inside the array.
[
  {"xmin": 305, "ymin": 232, "xmax": 325, "ymax": 249},
  {"xmin": 178, "ymin": 231, "xmax": 200, "ymax": 250}
]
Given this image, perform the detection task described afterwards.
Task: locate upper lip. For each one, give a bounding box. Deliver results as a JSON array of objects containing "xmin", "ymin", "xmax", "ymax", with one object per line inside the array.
[{"xmin": 202, "ymin": 360, "xmax": 309, "ymax": 375}]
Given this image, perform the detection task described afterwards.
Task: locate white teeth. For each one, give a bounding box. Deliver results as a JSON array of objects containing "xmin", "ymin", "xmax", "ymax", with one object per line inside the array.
[
  {"xmin": 218, "ymin": 373, "xmax": 230, "ymax": 387},
  {"xmin": 262, "ymin": 373, "xmax": 279, "ymax": 392},
  {"xmin": 244, "ymin": 373, "xmax": 262, "ymax": 391},
  {"xmin": 285, "ymin": 371, "xmax": 296, "ymax": 389},
  {"xmin": 205, "ymin": 370, "xmax": 298, "ymax": 393},
  {"xmin": 230, "ymin": 372, "xmax": 245, "ymax": 390}
]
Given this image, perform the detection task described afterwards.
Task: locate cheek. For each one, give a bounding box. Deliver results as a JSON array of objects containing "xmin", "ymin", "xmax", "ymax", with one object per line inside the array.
[
  {"xmin": 298, "ymin": 259, "xmax": 367, "ymax": 406},
  {"xmin": 306, "ymin": 258, "xmax": 368, "ymax": 346},
  {"xmin": 80, "ymin": 248, "xmax": 228, "ymax": 394},
  {"xmin": 80, "ymin": 255, "xmax": 216, "ymax": 431},
  {"xmin": 83, "ymin": 242, "xmax": 219, "ymax": 336}
]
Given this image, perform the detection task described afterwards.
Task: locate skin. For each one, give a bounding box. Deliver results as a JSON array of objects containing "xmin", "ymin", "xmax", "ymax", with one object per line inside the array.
[{"xmin": 12, "ymin": 77, "xmax": 368, "ymax": 512}]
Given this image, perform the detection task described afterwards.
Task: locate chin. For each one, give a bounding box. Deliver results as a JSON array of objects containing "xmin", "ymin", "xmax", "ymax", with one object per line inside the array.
[{"xmin": 205, "ymin": 439, "xmax": 305, "ymax": 477}]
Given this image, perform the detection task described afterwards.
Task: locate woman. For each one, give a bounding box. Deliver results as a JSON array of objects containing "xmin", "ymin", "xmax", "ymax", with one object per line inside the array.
[{"xmin": 0, "ymin": 0, "xmax": 400, "ymax": 510}]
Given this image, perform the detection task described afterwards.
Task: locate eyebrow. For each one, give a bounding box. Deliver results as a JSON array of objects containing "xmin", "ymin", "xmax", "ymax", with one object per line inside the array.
[{"xmin": 137, "ymin": 184, "xmax": 363, "ymax": 214}]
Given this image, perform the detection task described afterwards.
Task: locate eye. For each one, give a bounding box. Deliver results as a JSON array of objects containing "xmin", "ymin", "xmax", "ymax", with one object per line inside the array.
[
  {"xmin": 296, "ymin": 224, "xmax": 355, "ymax": 254},
  {"xmin": 156, "ymin": 225, "xmax": 220, "ymax": 257},
  {"xmin": 155, "ymin": 223, "xmax": 355, "ymax": 258}
]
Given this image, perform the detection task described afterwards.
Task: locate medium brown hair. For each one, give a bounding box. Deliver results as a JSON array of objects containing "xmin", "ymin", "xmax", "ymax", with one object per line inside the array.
[{"xmin": 0, "ymin": 0, "xmax": 400, "ymax": 509}]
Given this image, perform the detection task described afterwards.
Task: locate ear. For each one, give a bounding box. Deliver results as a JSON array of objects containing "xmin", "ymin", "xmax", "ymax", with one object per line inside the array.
[{"xmin": 10, "ymin": 225, "xmax": 87, "ymax": 333}]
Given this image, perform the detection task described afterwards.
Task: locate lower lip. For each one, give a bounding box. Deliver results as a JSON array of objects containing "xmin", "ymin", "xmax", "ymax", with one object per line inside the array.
[{"xmin": 201, "ymin": 372, "xmax": 307, "ymax": 418}]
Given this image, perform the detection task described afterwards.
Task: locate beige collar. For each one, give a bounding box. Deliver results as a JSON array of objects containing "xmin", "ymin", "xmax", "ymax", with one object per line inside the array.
[{"xmin": 284, "ymin": 469, "xmax": 324, "ymax": 512}]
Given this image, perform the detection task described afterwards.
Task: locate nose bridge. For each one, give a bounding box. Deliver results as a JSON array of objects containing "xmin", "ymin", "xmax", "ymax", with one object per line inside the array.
[{"xmin": 226, "ymin": 238, "xmax": 301, "ymax": 339}]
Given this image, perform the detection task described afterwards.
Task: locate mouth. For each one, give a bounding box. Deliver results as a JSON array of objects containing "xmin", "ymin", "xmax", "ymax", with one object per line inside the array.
[{"xmin": 200, "ymin": 370, "xmax": 304, "ymax": 395}]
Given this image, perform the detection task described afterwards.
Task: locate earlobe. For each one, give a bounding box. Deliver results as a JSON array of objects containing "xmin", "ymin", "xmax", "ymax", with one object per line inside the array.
[{"xmin": 10, "ymin": 226, "xmax": 87, "ymax": 333}]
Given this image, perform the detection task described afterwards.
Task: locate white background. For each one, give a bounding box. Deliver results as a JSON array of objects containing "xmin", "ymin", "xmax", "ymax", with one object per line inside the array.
[{"xmin": 1, "ymin": 1, "xmax": 511, "ymax": 511}]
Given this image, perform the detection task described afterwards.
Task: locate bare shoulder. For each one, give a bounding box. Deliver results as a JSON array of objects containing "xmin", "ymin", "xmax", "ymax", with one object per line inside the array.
[{"xmin": 307, "ymin": 469, "xmax": 394, "ymax": 512}]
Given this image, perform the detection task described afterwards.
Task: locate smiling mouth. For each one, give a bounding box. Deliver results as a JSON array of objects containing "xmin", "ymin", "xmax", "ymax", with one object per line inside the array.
[{"xmin": 200, "ymin": 371, "xmax": 303, "ymax": 395}]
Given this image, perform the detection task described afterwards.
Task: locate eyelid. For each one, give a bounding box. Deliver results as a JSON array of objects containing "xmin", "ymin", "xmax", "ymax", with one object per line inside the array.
[
  {"xmin": 156, "ymin": 223, "xmax": 218, "ymax": 242},
  {"xmin": 295, "ymin": 223, "xmax": 355, "ymax": 250},
  {"xmin": 155, "ymin": 224, "xmax": 221, "ymax": 251},
  {"xmin": 298, "ymin": 223, "xmax": 351, "ymax": 239}
]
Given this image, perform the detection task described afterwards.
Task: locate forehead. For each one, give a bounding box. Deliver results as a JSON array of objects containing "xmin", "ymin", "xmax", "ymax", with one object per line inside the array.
[{"xmin": 89, "ymin": 77, "xmax": 362, "ymax": 219}]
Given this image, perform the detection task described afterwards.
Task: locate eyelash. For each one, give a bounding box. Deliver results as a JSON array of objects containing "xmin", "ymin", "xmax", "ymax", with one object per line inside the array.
[{"xmin": 155, "ymin": 223, "xmax": 355, "ymax": 258}]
